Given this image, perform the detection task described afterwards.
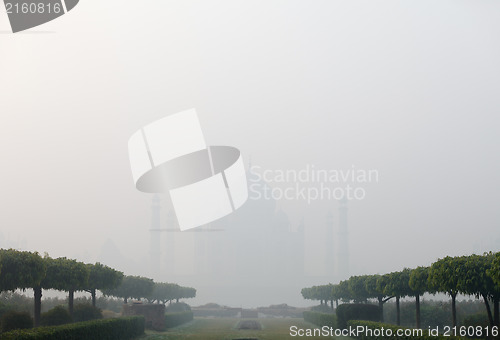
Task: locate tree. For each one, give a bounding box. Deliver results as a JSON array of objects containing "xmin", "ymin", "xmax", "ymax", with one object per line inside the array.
[
  {"xmin": 0, "ymin": 249, "xmax": 46, "ymax": 292},
  {"xmin": 40, "ymin": 257, "xmax": 89, "ymax": 318},
  {"xmin": 490, "ymin": 252, "xmax": 500, "ymax": 286},
  {"xmin": 461, "ymin": 253, "xmax": 500, "ymax": 327},
  {"xmin": 301, "ymin": 287, "xmax": 314, "ymax": 301},
  {"xmin": 84, "ymin": 263, "xmax": 123, "ymax": 307},
  {"xmin": 317, "ymin": 284, "xmax": 335, "ymax": 309},
  {"xmin": 365, "ymin": 274, "xmax": 393, "ymax": 322},
  {"xmin": 175, "ymin": 286, "xmax": 196, "ymax": 303},
  {"xmin": 149, "ymin": 282, "xmax": 180, "ymax": 305},
  {"xmin": 331, "ymin": 284, "xmax": 341, "ymax": 309},
  {"xmin": 336, "ymin": 280, "xmax": 352, "ymax": 303},
  {"xmin": 0, "ymin": 249, "xmax": 46, "ymax": 327},
  {"xmin": 409, "ymin": 266, "xmax": 431, "ymax": 329},
  {"xmin": 348, "ymin": 276, "xmax": 370, "ymax": 303},
  {"xmin": 103, "ymin": 275, "xmax": 154, "ymax": 303},
  {"xmin": 487, "ymin": 252, "xmax": 500, "ymax": 326},
  {"xmin": 429, "ymin": 257, "xmax": 464, "ymax": 328},
  {"xmin": 383, "ymin": 269, "xmax": 412, "ymax": 326},
  {"xmin": 301, "ymin": 285, "xmax": 332, "ymax": 307}
]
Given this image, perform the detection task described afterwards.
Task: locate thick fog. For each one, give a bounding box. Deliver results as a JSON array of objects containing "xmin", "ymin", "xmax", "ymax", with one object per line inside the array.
[{"xmin": 1, "ymin": 1, "xmax": 499, "ymax": 307}]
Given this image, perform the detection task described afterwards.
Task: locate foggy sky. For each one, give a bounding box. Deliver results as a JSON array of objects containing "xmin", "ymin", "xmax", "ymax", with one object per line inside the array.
[{"xmin": 1, "ymin": 1, "xmax": 500, "ymax": 307}]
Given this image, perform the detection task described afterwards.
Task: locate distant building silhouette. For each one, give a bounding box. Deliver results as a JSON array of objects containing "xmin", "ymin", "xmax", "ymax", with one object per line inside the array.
[
  {"xmin": 325, "ymin": 211, "xmax": 335, "ymax": 278},
  {"xmin": 336, "ymin": 198, "xmax": 349, "ymax": 279},
  {"xmin": 146, "ymin": 162, "xmax": 307, "ymax": 296},
  {"xmin": 150, "ymin": 194, "xmax": 162, "ymax": 276}
]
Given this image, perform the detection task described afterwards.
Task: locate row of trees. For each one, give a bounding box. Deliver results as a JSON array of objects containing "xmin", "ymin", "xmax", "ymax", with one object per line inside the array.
[
  {"xmin": 0, "ymin": 248, "xmax": 196, "ymax": 327},
  {"xmin": 302, "ymin": 252, "xmax": 500, "ymax": 329},
  {"xmin": 102, "ymin": 276, "xmax": 196, "ymax": 305},
  {"xmin": 147, "ymin": 283, "xmax": 196, "ymax": 305}
]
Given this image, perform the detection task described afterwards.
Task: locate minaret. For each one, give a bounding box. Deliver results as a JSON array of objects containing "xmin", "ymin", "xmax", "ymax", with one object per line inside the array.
[
  {"xmin": 337, "ymin": 198, "xmax": 349, "ymax": 279},
  {"xmin": 150, "ymin": 194, "xmax": 162, "ymax": 277},
  {"xmin": 164, "ymin": 209, "xmax": 177, "ymax": 275},
  {"xmin": 297, "ymin": 217, "xmax": 306, "ymax": 276},
  {"xmin": 194, "ymin": 224, "xmax": 209, "ymax": 275},
  {"xmin": 325, "ymin": 211, "xmax": 335, "ymax": 277}
]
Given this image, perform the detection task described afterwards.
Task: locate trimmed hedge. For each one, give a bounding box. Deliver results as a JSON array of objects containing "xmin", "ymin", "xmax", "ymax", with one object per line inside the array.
[
  {"xmin": 72, "ymin": 303, "xmax": 103, "ymax": 322},
  {"xmin": 0, "ymin": 311, "xmax": 33, "ymax": 332},
  {"xmin": 40, "ymin": 306, "xmax": 72, "ymax": 326},
  {"xmin": 461, "ymin": 313, "xmax": 489, "ymax": 338},
  {"xmin": 347, "ymin": 320, "xmax": 480, "ymax": 340},
  {"xmin": 303, "ymin": 311, "xmax": 336, "ymax": 328},
  {"xmin": 0, "ymin": 316, "xmax": 144, "ymax": 340},
  {"xmin": 165, "ymin": 302, "xmax": 191, "ymax": 313},
  {"xmin": 164, "ymin": 311, "xmax": 193, "ymax": 328},
  {"xmin": 337, "ymin": 303, "xmax": 380, "ymax": 329}
]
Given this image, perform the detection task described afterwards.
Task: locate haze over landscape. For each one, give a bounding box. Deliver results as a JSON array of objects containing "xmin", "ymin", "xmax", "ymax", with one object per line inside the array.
[{"xmin": 1, "ymin": 1, "xmax": 500, "ymax": 307}]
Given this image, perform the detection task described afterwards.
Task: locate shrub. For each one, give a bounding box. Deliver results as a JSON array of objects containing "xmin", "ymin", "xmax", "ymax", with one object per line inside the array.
[
  {"xmin": 0, "ymin": 316, "xmax": 145, "ymax": 340},
  {"xmin": 192, "ymin": 307, "xmax": 240, "ymax": 317},
  {"xmin": 303, "ymin": 311, "xmax": 336, "ymax": 328},
  {"xmin": 101, "ymin": 309, "xmax": 119, "ymax": 319},
  {"xmin": 164, "ymin": 311, "xmax": 193, "ymax": 328},
  {"xmin": 0, "ymin": 293, "xmax": 32, "ymax": 316},
  {"xmin": 165, "ymin": 302, "xmax": 191, "ymax": 313},
  {"xmin": 311, "ymin": 304, "xmax": 335, "ymax": 313},
  {"xmin": 0, "ymin": 303, "xmax": 13, "ymax": 319},
  {"xmin": 336, "ymin": 303, "xmax": 380, "ymax": 329},
  {"xmin": 461, "ymin": 313, "xmax": 489, "ymax": 338},
  {"xmin": 197, "ymin": 303, "xmax": 220, "ymax": 308},
  {"xmin": 383, "ymin": 300, "xmax": 452, "ymax": 328},
  {"xmin": 40, "ymin": 305, "xmax": 72, "ymax": 326},
  {"xmin": 72, "ymin": 303, "xmax": 103, "ymax": 322},
  {"xmin": 0, "ymin": 311, "xmax": 33, "ymax": 332}
]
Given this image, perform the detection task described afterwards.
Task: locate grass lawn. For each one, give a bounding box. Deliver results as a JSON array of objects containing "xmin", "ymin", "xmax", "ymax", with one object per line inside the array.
[{"xmin": 136, "ymin": 317, "xmax": 353, "ymax": 340}]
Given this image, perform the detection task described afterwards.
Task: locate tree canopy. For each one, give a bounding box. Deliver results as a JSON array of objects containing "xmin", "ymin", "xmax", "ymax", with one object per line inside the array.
[
  {"xmin": 41, "ymin": 257, "xmax": 89, "ymax": 292},
  {"xmin": 85, "ymin": 262, "xmax": 123, "ymax": 306},
  {"xmin": 103, "ymin": 275, "xmax": 154, "ymax": 303},
  {"xmin": 149, "ymin": 282, "xmax": 180, "ymax": 304},
  {"xmin": 0, "ymin": 249, "xmax": 45, "ymax": 292}
]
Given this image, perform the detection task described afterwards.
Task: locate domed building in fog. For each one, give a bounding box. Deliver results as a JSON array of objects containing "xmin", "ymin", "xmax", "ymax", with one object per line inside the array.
[{"xmin": 150, "ymin": 162, "xmax": 306, "ymax": 304}]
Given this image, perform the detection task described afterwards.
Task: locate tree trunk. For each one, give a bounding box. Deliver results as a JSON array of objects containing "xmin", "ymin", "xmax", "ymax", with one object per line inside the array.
[
  {"xmin": 482, "ymin": 293, "xmax": 494, "ymax": 327},
  {"xmin": 91, "ymin": 289, "xmax": 96, "ymax": 307},
  {"xmin": 396, "ymin": 296, "xmax": 401, "ymax": 326},
  {"xmin": 452, "ymin": 293, "xmax": 457, "ymax": 328},
  {"xmin": 330, "ymin": 300, "xmax": 334, "ymax": 310},
  {"xmin": 69, "ymin": 290, "xmax": 74, "ymax": 317},
  {"xmin": 124, "ymin": 297, "xmax": 128, "ymax": 304},
  {"xmin": 335, "ymin": 299, "xmax": 339, "ymax": 309},
  {"xmin": 34, "ymin": 286, "xmax": 42, "ymax": 327},
  {"xmin": 378, "ymin": 296, "xmax": 384, "ymax": 322},
  {"xmin": 416, "ymin": 295, "xmax": 421, "ymax": 329},
  {"xmin": 494, "ymin": 296, "xmax": 499, "ymax": 327}
]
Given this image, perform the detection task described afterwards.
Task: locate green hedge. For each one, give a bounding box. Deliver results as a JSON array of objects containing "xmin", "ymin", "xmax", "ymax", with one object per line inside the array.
[
  {"xmin": 40, "ymin": 306, "xmax": 72, "ymax": 326},
  {"xmin": 0, "ymin": 316, "xmax": 144, "ymax": 340},
  {"xmin": 72, "ymin": 303, "xmax": 103, "ymax": 322},
  {"xmin": 164, "ymin": 311, "xmax": 193, "ymax": 328},
  {"xmin": 0, "ymin": 311, "xmax": 33, "ymax": 333},
  {"xmin": 303, "ymin": 311, "xmax": 336, "ymax": 328},
  {"xmin": 337, "ymin": 303, "xmax": 380, "ymax": 329},
  {"xmin": 461, "ymin": 313, "xmax": 489, "ymax": 338},
  {"xmin": 347, "ymin": 320, "xmax": 480, "ymax": 340}
]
